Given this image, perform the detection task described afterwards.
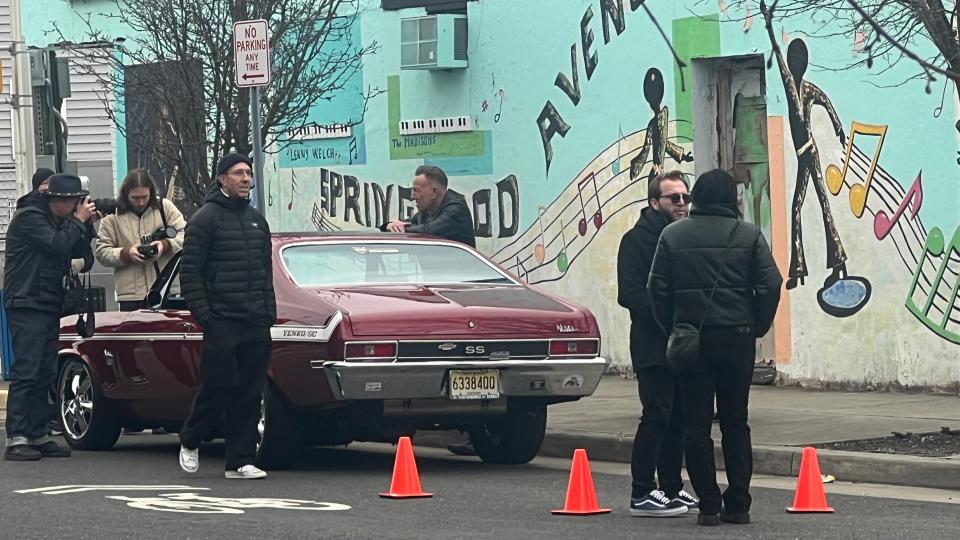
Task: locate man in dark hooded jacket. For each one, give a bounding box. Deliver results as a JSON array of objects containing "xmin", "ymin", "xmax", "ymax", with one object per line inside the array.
[
  {"xmin": 381, "ymin": 165, "xmax": 476, "ymax": 248},
  {"xmin": 177, "ymin": 152, "xmax": 276, "ymax": 479},
  {"xmin": 617, "ymin": 170, "xmax": 697, "ymax": 516},
  {"xmin": 648, "ymin": 168, "xmax": 782, "ymax": 526},
  {"xmin": 3, "ymin": 174, "xmax": 96, "ymax": 461}
]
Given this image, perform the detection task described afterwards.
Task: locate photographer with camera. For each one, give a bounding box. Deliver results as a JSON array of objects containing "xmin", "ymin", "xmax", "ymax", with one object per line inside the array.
[{"xmin": 94, "ymin": 169, "xmax": 186, "ymax": 311}]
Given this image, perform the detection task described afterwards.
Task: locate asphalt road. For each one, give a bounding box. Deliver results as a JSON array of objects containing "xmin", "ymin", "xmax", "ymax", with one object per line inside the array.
[{"xmin": 1, "ymin": 434, "xmax": 958, "ymax": 540}]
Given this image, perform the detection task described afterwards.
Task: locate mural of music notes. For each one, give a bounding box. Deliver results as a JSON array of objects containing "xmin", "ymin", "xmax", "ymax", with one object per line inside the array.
[
  {"xmin": 348, "ymin": 137, "xmax": 359, "ymax": 165},
  {"xmin": 576, "ymin": 173, "xmax": 603, "ymax": 236},
  {"xmin": 905, "ymin": 225, "xmax": 960, "ymax": 344},
  {"xmin": 515, "ymin": 256, "xmax": 528, "ymax": 283},
  {"xmin": 611, "ymin": 123, "xmax": 623, "ymax": 175},
  {"xmin": 534, "ymin": 206, "xmax": 547, "ymax": 264},
  {"xmin": 288, "ymin": 171, "xmax": 299, "ymax": 211},
  {"xmin": 557, "ymin": 218, "xmax": 570, "ymax": 273},
  {"xmin": 874, "ymin": 171, "xmax": 923, "ymax": 240},
  {"xmin": 825, "ymin": 120, "xmax": 888, "ymax": 218}
]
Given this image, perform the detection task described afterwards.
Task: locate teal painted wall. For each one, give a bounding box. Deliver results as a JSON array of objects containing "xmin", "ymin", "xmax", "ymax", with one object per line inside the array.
[{"xmin": 29, "ymin": 0, "xmax": 960, "ymax": 387}]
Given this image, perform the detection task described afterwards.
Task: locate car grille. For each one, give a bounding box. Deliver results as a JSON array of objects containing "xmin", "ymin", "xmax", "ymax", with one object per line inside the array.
[{"xmin": 396, "ymin": 340, "xmax": 549, "ymax": 361}]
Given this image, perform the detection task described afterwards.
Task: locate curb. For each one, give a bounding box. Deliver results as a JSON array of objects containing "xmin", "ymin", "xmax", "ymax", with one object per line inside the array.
[{"xmin": 415, "ymin": 429, "xmax": 960, "ymax": 491}]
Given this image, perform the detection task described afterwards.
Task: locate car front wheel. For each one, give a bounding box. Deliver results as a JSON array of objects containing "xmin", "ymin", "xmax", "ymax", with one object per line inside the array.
[
  {"xmin": 256, "ymin": 381, "xmax": 302, "ymax": 469},
  {"xmin": 469, "ymin": 401, "xmax": 547, "ymax": 465},
  {"xmin": 58, "ymin": 358, "xmax": 121, "ymax": 450}
]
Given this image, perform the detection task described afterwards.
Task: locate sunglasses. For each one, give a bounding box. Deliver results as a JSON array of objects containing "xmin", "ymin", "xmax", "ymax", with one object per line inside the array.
[{"xmin": 659, "ymin": 193, "xmax": 691, "ymax": 204}]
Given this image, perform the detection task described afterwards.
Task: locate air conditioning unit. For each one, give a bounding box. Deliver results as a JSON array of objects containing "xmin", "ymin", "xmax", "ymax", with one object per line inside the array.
[{"xmin": 400, "ymin": 14, "xmax": 468, "ymax": 70}]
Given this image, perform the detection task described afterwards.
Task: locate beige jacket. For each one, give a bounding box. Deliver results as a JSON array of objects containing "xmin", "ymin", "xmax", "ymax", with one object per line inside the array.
[{"xmin": 95, "ymin": 198, "xmax": 186, "ymax": 302}]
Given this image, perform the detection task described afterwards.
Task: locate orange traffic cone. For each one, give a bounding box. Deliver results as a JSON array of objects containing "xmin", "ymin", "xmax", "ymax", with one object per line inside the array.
[
  {"xmin": 786, "ymin": 447, "xmax": 834, "ymax": 513},
  {"xmin": 551, "ymin": 449, "xmax": 611, "ymax": 515},
  {"xmin": 379, "ymin": 436, "xmax": 433, "ymax": 499}
]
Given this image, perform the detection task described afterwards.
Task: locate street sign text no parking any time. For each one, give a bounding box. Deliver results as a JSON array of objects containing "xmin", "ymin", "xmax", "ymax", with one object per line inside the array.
[{"xmin": 233, "ymin": 19, "xmax": 271, "ymax": 88}]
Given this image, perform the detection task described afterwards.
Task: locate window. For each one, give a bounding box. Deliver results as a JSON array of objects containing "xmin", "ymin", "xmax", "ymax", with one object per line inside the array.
[
  {"xmin": 401, "ymin": 16, "xmax": 438, "ymax": 67},
  {"xmin": 281, "ymin": 242, "xmax": 514, "ymax": 287}
]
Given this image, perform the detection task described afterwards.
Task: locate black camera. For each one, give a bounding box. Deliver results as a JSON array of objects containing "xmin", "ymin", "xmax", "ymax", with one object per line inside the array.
[
  {"xmin": 149, "ymin": 225, "xmax": 177, "ymax": 242},
  {"xmin": 137, "ymin": 234, "xmax": 159, "ymax": 258}
]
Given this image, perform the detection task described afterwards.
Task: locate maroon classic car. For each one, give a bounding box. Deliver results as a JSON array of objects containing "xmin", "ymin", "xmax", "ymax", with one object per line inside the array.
[{"xmin": 56, "ymin": 233, "xmax": 606, "ymax": 466}]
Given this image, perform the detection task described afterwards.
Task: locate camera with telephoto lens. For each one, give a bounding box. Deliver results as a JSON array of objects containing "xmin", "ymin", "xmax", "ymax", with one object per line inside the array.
[{"xmin": 137, "ymin": 234, "xmax": 159, "ymax": 259}]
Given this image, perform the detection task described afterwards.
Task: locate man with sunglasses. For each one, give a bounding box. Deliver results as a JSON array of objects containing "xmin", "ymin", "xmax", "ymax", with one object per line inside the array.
[{"xmin": 617, "ymin": 170, "xmax": 696, "ymax": 516}]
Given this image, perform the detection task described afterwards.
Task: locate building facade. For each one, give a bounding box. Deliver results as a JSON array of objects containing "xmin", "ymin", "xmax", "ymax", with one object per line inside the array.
[{"xmin": 25, "ymin": 0, "xmax": 960, "ymax": 390}]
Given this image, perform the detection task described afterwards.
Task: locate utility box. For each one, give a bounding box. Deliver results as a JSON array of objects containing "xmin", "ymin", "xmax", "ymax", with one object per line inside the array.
[{"xmin": 400, "ymin": 14, "xmax": 467, "ymax": 70}]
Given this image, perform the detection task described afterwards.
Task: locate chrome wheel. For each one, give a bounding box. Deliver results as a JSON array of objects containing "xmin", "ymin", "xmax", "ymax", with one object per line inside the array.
[
  {"xmin": 257, "ymin": 395, "xmax": 266, "ymax": 452},
  {"xmin": 61, "ymin": 362, "xmax": 94, "ymax": 439}
]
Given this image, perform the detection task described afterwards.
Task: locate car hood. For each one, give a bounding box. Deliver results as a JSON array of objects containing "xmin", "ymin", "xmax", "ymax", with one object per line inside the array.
[{"xmin": 305, "ymin": 284, "xmax": 592, "ymax": 336}]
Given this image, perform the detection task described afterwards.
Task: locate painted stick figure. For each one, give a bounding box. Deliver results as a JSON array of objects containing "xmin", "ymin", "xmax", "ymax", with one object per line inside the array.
[
  {"xmin": 629, "ymin": 68, "xmax": 693, "ymax": 184},
  {"xmin": 762, "ymin": 4, "xmax": 847, "ymax": 290}
]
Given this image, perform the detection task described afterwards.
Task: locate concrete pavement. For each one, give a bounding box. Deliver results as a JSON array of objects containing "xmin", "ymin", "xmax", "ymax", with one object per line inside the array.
[{"xmin": 4, "ymin": 377, "xmax": 959, "ymax": 489}]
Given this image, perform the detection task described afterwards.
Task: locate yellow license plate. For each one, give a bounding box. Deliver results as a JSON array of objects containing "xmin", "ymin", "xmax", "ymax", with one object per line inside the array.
[{"xmin": 449, "ymin": 369, "xmax": 500, "ymax": 400}]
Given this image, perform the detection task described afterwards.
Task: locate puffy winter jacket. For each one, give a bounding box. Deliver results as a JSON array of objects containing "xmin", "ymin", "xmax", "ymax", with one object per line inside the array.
[
  {"xmin": 617, "ymin": 207, "xmax": 670, "ymax": 369},
  {"xmin": 3, "ymin": 191, "xmax": 94, "ymax": 313},
  {"xmin": 180, "ymin": 187, "xmax": 276, "ymax": 328},
  {"xmin": 647, "ymin": 204, "xmax": 782, "ymax": 337}
]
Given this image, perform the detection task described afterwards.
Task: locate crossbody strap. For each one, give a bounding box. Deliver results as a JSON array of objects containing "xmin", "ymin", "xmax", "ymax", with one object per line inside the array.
[{"xmin": 698, "ymin": 221, "xmax": 740, "ymax": 331}]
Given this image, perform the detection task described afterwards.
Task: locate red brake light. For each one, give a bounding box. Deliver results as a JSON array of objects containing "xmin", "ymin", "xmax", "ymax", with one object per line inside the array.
[
  {"xmin": 549, "ymin": 339, "xmax": 598, "ymax": 356},
  {"xmin": 345, "ymin": 342, "xmax": 397, "ymax": 359}
]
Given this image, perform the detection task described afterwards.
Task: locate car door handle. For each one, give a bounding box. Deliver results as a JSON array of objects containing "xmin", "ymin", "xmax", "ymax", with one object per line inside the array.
[{"xmin": 181, "ymin": 322, "xmax": 196, "ymax": 331}]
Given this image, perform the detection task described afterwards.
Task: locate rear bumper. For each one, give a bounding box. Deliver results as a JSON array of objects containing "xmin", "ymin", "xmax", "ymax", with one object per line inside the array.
[{"xmin": 317, "ymin": 358, "xmax": 608, "ymax": 400}]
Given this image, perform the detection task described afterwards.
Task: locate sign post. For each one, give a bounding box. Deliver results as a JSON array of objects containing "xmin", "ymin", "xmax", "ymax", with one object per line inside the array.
[{"xmin": 233, "ymin": 19, "xmax": 271, "ymax": 211}]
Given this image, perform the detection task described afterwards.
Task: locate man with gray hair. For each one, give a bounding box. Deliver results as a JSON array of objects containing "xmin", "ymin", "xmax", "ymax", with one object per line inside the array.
[{"xmin": 381, "ymin": 165, "xmax": 476, "ymax": 247}]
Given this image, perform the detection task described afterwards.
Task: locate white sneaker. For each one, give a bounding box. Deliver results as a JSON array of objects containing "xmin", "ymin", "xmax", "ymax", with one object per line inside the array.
[
  {"xmin": 225, "ymin": 464, "xmax": 267, "ymax": 479},
  {"xmin": 179, "ymin": 445, "xmax": 199, "ymax": 474}
]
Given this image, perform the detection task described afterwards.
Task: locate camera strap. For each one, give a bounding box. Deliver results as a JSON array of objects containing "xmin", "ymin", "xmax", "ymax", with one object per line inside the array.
[{"xmin": 156, "ymin": 197, "xmax": 170, "ymax": 229}]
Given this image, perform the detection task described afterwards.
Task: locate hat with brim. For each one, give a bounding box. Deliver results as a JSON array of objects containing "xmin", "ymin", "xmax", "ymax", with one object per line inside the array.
[{"xmin": 43, "ymin": 174, "xmax": 89, "ymax": 198}]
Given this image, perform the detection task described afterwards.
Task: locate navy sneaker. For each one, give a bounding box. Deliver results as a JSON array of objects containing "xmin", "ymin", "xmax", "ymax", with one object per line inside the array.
[
  {"xmin": 629, "ymin": 490, "xmax": 689, "ymax": 517},
  {"xmin": 672, "ymin": 490, "xmax": 699, "ymax": 511}
]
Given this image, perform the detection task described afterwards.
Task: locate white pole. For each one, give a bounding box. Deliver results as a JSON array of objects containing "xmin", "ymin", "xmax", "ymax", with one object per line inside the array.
[{"xmin": 9, "ymin": 0, "xmax": 37, "ymax": 196}]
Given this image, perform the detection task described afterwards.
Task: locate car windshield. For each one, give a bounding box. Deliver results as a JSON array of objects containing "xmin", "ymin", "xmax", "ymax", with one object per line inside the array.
[{"xmin": 281, "ymin": 242, "xmax": 515, "ymax": 286}]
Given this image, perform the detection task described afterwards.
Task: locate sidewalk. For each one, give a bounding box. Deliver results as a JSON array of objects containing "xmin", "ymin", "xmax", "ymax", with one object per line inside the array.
[
  {"xmin": 4, "ymin": 377, "xmax": 959, "ymax": 489},
  {"xmin": 420, "ymin": 376, "xmax": 960, "ymax": 490}
]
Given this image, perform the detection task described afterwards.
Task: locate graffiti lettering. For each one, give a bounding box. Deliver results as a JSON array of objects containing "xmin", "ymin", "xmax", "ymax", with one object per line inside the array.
[
  {"xmin": 316, "ymin": 168, "xmax": 520, "ymax": 238},
  {"xmin": 538, "ymin": 0, "xmax": 649, "ymax": 174},
  {"xmin": 537, "ymin": 101, "xmax": 571, "ymax": 176}
]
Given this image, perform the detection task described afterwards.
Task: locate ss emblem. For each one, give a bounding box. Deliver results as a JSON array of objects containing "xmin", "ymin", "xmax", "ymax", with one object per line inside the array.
[{"xmin": 465, "ymin": 345, "xmax": 485, "ymax": 355}]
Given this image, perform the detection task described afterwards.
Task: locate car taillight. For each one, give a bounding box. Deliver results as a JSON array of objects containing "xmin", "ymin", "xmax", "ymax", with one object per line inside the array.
[
  {"xmin": 344, "ymin": 342, "xmax": 397, "ymax": 359},
  {"xmin": 549, "ymin": 339, "xmax": 598, "ymax": 357}
]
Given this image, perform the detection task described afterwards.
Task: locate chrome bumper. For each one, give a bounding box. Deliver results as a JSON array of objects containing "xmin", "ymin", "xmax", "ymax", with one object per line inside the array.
[{"xmin": 317, "ymin": 358, "xmax": 608, "ymax": 400}]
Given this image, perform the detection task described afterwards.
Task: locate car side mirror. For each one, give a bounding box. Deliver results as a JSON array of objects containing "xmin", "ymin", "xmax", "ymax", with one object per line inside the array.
[{"xmin": 143, "ymin": 252, "xmax": 183, "ymax": 310}]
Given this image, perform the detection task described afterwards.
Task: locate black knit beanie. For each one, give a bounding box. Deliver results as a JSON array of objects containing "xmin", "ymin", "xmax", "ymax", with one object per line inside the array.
[
  {"xmin": 216, "ymin": 152, "xmax": 253, "ymax": 178},
  {"xmin": 32, "ymin": 168, "xmax": 56, "ymax": 191}
]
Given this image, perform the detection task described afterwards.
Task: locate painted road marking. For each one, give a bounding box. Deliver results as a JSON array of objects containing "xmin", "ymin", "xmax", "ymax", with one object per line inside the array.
[
  {"xmin": 15, "ymin": 485, "xmax": 208, "ymax": 495},
  {"xmin": 106, "ymin": 493, "xmax": 351, "ymax": 514}
]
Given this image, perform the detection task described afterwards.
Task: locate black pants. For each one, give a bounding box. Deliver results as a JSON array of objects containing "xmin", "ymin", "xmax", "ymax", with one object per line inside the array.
[
  {"xmin": 6, "ymin": 308, "xmax": 60, "ymax": 445},
  {"xmin": 631, "ymin": 366, "xmax": 684, "ymax": 498},
  {"xmin": 678, "ymin": 328, "xmax": 755, "ymax": 516},
  {"xmin": 179, "ymin": 321, "xmax": 271, "ymax": 470}
]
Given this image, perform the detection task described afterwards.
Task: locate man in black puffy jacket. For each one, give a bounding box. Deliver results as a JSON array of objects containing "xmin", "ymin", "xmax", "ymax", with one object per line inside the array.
[
  {"xmin": 178, "ymin": 152, "xmax": 276, "ymax": 479},
  {"xmin": 617, "ymin": 170, "xmax": 697, "ymax": 516},
  {"xmin": 648, "ymin": 169, "xmax": 782, "ymax": 526}
]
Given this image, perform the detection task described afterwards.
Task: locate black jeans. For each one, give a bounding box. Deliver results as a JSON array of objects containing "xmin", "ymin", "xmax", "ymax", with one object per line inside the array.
[
  {"xmin": 678, "ymin": 328, "xmax": 755, "ymax": 516},
  {"xmin": 179, "ymin": 321, "xmax": 271, "ymax": 470},
  {"xmin": 631, "ymin": 366, "xmax": 684, "ymax": 498},
  {"xmin": 5, "ymin": 308, "xmax": 60, "ymax": 446}
]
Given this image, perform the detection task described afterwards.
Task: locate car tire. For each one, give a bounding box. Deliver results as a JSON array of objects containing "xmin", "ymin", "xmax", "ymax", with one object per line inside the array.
[
  {"xmin": 469, "ymin": 401, "xmax": 547, "ymax": 465},
  {"xmin": 256, "ymin": 382, "xmax": 302, "ymax": 469},
  {"xmin": 58, "ymin": 358, "xmax": 121, "ymax": 451}
]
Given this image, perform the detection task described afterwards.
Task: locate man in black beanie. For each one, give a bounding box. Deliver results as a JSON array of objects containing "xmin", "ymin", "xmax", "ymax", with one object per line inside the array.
[
  {"xmin": 32, "ymin": 168, "xmax": 56, "ymax": 192},
  {"xmin": 3, "ymin": 174, "xmax": 96, "ymax": 460},
  {"xmin": 178, "ymin": 152, "xmax": 276, "ymax": 478}
]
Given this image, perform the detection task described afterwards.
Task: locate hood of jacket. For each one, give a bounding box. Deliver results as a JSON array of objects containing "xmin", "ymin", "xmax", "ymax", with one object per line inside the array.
[
  {"xmin": 16, "ymin": 190, "xmax": 49, "ymax": 212},
  {"xmin": 634, "ymin": 206, "xmax": 670, "ymax": 236}
]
